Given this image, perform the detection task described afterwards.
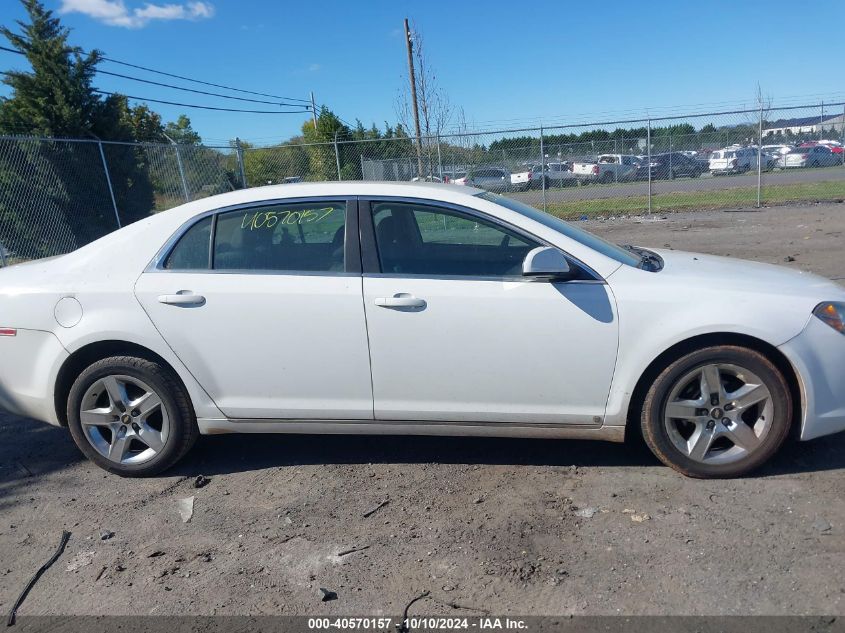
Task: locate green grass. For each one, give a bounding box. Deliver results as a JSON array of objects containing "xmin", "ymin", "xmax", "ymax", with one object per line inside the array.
[{"xmin": 542, "ymin": 180, "xmax": 845, "ymax": 219}]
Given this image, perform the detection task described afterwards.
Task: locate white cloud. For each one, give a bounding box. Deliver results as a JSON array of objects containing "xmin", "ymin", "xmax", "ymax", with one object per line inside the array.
[{"xmin": 60, "ymin": 0, "xmax": 215, "ymax": 28}]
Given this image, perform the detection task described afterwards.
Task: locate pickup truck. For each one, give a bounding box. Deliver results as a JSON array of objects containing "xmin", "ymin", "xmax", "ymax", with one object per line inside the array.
[
  {"xmin": 510, "ymin": 162, "xmax": 578, "ymax": 190},
  {"xmin": 571, "ymin": 154, "xmax": 639, "ymax": 184},
  {"xmin": 509, "ymin": 168, "xmax": 534, "ymax": 191}
]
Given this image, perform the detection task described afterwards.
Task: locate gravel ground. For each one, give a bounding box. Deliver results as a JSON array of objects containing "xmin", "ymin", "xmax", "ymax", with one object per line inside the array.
[{"xmin": 1, "ymin": 201, "xmax": 844, "ymax": 617}]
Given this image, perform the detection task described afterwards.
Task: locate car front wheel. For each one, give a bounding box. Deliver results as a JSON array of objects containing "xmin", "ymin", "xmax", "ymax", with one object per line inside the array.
[
  {"xmin": 67, "ymin": 356, "xmax": 198, "ymax": 477},
  {"xmin": 640, "ymin": 345, "xmax": 791, "ymax": 478}
]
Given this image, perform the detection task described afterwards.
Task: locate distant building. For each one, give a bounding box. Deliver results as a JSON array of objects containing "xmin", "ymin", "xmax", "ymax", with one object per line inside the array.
[{"xmin": 763, "ymin": 114, "xmax": 845, "ymax": 137}]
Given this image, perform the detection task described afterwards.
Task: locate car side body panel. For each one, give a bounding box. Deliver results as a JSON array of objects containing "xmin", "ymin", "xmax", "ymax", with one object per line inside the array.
[
  {"xmin": 602, "ymin": 250, "xmax": 845, "ymax": 432},
  {"xmin": 1, "ymin": 182, "xmax": 845, "ymax": 447}
]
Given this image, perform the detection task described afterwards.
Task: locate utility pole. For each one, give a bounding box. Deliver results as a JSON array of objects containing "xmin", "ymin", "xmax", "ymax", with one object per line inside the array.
[
  {"xmin": 404, "ymin": 18, "xmax": 424, "ymax": 176},
  {"xmin": 310, "ymin": 92, "xmax": 318, "ymax": 131}
]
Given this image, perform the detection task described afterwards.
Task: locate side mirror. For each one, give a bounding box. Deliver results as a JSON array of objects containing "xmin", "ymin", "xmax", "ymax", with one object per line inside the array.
[{"xmin": 522, "ymin": 246, "xmax": 576, "ymax": 281}]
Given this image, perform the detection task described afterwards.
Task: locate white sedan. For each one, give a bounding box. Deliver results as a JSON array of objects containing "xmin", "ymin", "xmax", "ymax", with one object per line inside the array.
[{"xmin": 1, "ymin": 182, "xmax": 844, "ymax": 478}]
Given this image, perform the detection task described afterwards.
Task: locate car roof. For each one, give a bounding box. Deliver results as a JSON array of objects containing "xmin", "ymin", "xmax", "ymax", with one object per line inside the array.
[{"xmin": 176, "ymin": 181, "xmax": 485, "ymax": 217}]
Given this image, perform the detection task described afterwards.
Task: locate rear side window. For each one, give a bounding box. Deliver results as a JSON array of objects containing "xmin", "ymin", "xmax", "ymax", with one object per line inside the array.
[
  {"xmin": 214, "ymin": 201, "xmax": 346, "ymax": 272},
  {"xmin": 164, "ymin": 216, "xmax": 212, "ymax": 270}
]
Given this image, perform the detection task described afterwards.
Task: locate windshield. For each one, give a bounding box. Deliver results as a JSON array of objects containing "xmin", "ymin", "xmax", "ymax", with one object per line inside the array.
[{"xmin": 476, "ymin": 192, "xmax": 642, "ymax": 267}]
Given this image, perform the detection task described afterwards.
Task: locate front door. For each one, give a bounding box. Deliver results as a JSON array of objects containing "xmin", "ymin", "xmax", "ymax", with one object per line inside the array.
[
  {"xmin": 360, "ymin": 199, "xmax": 619, "ymax": 425},
  {"xmin": 134, "ymin": 198, "xmax": 373, "ymax": 420}
]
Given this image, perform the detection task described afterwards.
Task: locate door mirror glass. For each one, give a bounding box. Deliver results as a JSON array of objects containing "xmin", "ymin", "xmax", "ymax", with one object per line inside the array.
[{"xmin": 522, "ymin": 246, "xmax": 575, "ymax": 280}]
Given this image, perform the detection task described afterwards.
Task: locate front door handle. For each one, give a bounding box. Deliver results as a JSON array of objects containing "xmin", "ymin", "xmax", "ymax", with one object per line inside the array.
[
  {"xmin": 158, "ymin": 292, "xmax": 206, "ymax": 307},
  {"xmin": 374, "ymin": 294, "xmax": 426, "ymax": 309}
]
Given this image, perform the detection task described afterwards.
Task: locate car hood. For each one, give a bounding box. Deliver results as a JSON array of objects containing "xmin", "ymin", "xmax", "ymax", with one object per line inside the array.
[{"xmin": 648, "ymin": 248, "xmax": 844, "ymax": 300}]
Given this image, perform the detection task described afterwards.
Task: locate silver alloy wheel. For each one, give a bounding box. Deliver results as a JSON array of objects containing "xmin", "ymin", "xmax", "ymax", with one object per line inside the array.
[
  {"xmin": 79, "ymin": 374, "xmax": 170, "ymax": 465},
  {"xmin": 663, "ymin": 363, "xmax": 773, "ymax": 465}
]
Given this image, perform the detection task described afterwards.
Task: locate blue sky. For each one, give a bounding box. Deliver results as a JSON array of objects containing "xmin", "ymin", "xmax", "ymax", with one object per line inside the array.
[{"xmin": 1, "ymin": 0, "xmax": 844, "ymax": 145}]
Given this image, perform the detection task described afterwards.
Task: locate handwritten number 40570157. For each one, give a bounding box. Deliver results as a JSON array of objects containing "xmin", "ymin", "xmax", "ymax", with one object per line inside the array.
[{"xmin": 241, "ymin": 208, "xmax": 335, "ymax": 230}]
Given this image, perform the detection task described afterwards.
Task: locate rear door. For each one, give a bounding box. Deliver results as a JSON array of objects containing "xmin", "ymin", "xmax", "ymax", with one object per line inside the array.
[{"xmin": 134, "ymin": 198, "xmax": 374, "ymax": 420}]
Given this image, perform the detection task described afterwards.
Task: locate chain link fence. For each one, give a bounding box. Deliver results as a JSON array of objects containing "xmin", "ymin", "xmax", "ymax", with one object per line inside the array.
[{"xmin": 1, "ymin": 101, "xmax": 844, "ymax": 266}]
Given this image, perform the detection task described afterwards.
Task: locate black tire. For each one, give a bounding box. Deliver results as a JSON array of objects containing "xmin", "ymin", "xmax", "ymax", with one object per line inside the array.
[
  {"xmin": 66, "ymin": 355, "xmax": 198, "ymax": 477},
  {"xmin": 640, "ymin": 345, "xmax": 792, "ymax": 478}
]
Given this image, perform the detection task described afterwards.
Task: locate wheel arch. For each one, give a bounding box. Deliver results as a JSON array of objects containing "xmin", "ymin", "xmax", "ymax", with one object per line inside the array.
[
  {"xmin": 54, "ymin": 340, "xmax": 192, "ymax": 427},
  {"xmin": 624, "ymin": 332, "xmax": 803, "ymax": 443}
]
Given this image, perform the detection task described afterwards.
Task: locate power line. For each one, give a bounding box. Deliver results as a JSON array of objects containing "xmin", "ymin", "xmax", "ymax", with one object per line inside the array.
[
  {"xmin": 100, "ymin": 56, "xmax": 311, "ymax": 103},
  {"xmin": 0, "ymin": 44, "xmax": 311, "ymax": 105},
  {"xmin": 92, "ymin": 89, "xmax": 312, "ymax": 114},
  {"xmin": 0, "ymin": 67, "xmax": 313, "ymax": 114},
  {"xmin": 95, "ymin": 69, "xmax": 309, "ymax": 108}
]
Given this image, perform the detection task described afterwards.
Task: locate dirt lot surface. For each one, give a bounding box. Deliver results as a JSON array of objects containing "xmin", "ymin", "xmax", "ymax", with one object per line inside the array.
[{"xmin": 1, "ymin": 202, "xmax": 844, "ymax": 618}]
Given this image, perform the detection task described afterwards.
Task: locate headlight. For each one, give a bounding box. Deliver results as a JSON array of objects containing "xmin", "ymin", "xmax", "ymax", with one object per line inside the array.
[{"xmin": 813, "ymin": 302, "xmax": 845, "ymax": 334}]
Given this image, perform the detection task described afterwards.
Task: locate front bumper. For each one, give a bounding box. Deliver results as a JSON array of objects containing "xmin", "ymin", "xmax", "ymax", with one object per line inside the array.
[
  {"xmin": 779, "ymin": 316, "xmax": 845, "ymax": 440},
  {"xmin": 0, "ymin": 328, "xmax": 67, "ymax": 425}
]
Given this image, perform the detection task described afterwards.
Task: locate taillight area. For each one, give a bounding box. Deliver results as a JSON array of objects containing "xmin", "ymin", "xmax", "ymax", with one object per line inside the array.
[
  {"xmin": 592, "ymin": 165, "xmax": 599, "ymax": 175},
  {"xmin": 0, "ymin": 327, "xmax": 17, "ymax": 337}
]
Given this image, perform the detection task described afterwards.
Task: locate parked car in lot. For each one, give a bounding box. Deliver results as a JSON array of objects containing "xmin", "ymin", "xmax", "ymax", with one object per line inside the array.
[
  {"xmin": 816, "ymin": 140, "xmax": 844, "ymax": 156},
  {"xmin": 543, "ymin": 162, "xmax": 578, "ymax": 187},
  {"xmin": 3, "ymin": 181, "xmax": 845, "ymax": 479},
  {"xmin": 454, "ymin": 167, "xmax": 511, "ymax": 192},
  {"xmin": 777, "ymin": 145, "xmax": 840, "ymax": 168},
  {"xmin": 572, "ymin": 154, "xmax": 639, "ymax": 184},
  {"xmin": 709, "ymin": 147, "xmax": 763, "ymax": 174},
  {"xmin": 441, "ymin": 170, "xmax": 467, "ymax": 184},
  {"xmin": 647, "ymin": 152, "xmax": 708, "ymax": 179},
  {"xmin": 762, "ymin": 144, "xmax": 792, "ymax": 158},
  {"xmin": 511, "ymin": 162, "xmax": 577, "ymax": 190}
]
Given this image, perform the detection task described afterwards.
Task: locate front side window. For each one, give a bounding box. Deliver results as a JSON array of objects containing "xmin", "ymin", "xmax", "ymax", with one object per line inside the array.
[
  {"xmin": 214, "ymin": 201, "xmax": 346, "ymax": 272},
  {"xmin": 371, "ymin": 201, "xmax": 538, "ymax": 277}
]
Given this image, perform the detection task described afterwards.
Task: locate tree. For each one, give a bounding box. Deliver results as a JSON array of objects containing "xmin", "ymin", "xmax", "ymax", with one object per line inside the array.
[
  {"xmin": 164, "ymin": 114, "xmax": 202, "ymax": 145},
  {"xmin": 239, "ymin": 137, "xmax": 310, "ymax": 186},
  {"xmin": 125, "ymin": 104, "xmax": 165, "ymax": 143},
  {"xmin": 0, "ymin": 0, "xmax": 101, "ymax": 137},
  {"xmin": 0, "ymin": 0, "xmax": 155, "ymax": 254},
  {"xmin": 395, "ymin": 22, "xmax": 452, "ymax": 139},
  {"xmin": 301, "ymin": 106, "xmax": 350, "ymax": 181},
  {"xmin": 394, "ymin": 22, "xmax": 454, "ymax": 178}
]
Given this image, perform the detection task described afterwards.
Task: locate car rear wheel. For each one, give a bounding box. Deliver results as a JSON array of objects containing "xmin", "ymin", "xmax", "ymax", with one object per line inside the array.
[
  {"xmin": 67, "ymin": 356, "xmax": 198, "ymax": 477},
  {"xmin": 640, "ymin": 345, "xmax": 791, "ymax": 478}
]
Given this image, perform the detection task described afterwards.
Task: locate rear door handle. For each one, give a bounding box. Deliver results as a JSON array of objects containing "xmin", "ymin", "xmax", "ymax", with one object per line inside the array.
[
  {"xmin": 374, "ymin": 294, "xmax": 426, "ymax": 309},
  {"xmin": 157, "ymin": 292, "xmax": 206, "ymax": 307}
]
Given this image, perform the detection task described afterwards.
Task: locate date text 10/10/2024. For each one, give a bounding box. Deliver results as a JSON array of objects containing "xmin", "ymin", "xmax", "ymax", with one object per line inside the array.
[{"xmin": 307, "ymin": 617, "xmax": 528, "ymax": 630}]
